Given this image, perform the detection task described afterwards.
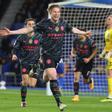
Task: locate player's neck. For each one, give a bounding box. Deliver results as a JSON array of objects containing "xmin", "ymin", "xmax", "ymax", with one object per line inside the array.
[
  {"xmin": 27, "ymin": 32, "xmax": 35, "ymax": 37},
  {"xmin": 51, "ymin": 18, "xmax": 59, "ymax": 24},
  {"xmin": 107, "ymin": 24, "xmax": 112, "ymax": 29}
]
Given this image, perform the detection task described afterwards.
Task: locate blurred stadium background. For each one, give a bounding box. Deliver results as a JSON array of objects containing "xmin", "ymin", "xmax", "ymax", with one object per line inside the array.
[{"xmin": 0, "ymin": 0, "xmax": 112, "ymax": 112}]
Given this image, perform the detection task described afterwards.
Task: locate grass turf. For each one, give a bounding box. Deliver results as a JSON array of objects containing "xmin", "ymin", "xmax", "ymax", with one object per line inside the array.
[{"xmin": 0, "ymin": 89, "xmax": 112, "ymax": 112}]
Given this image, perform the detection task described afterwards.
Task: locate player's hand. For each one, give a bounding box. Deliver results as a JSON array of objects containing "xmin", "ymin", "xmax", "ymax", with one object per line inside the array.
[
  {"xmin": 83, "ymin": 58, "xmax": 90, "ymax": 63},
  {"xmin": 12, "ymin": 54, "xmax": 18, "ymax": 61},
  {"xmin": 99, "ymin": 53, "xmax": 104, "ymax": 59},
  {"xmin": 85, "ymin": 31, "xmax": 92, "ymax": 37},
  {"xmin": 99, "ymin": 50, "xmax": 107, "ymax": 59},
  {"xmin": 3, "ymin": 27, "xmax": 11, "ymax": 35},
  {"xmin": 0, "ymin": 27, "xmax": 11, "ymax": 36},
  {"xmin": 105, "ymin": 51, "xmax": 112, "ymax": 60}
]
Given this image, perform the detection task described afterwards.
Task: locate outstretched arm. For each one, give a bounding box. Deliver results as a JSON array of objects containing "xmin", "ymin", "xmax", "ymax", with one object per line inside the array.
[
  {"xmin": 0, "ymin": 27, "xmax": 33, "ymax": 36},
  {"xmin": 72, "ymin": 27, "xmax": 92, "ymax": 37}
]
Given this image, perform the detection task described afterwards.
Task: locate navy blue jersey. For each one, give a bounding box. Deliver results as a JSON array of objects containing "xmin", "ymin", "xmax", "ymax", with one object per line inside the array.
[
  {"xmin": 35, "ymin": 18, "xmax": 72, "ymax": 60},
  {"xmin": 12, "ymin": 33, "xmax": 42, "ymax": 64},
  {"xmin": 73, "ymin": 38, "xmax": 96, "ymax": 61}
]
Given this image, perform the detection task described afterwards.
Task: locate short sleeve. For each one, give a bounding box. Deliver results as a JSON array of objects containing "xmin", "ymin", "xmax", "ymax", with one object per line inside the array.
[{"xmin": 64, "ymin": 21, "xmax": 73, "ymax": 33}]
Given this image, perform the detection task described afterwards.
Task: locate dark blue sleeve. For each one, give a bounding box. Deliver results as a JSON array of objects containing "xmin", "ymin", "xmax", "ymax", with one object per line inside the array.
[{"xmin": 12, "ymin": 35, "xmax": 21, "ymax": 55}]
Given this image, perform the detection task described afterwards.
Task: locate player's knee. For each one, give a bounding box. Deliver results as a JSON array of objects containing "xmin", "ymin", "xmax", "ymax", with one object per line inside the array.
[
  {"xmin": 21, "ymin": 81, "xmax": 29, "ymax": 86},
  {"xmin": 29, "ymin": 83, "xmax": 36, "ymax": 88},
  {"xmin": 74, "ymin": 76, "xmax": 80, "ymax": 82},
  {"xmin": 74, "ymin": 72, "xmax": 80, "ymax": 82}
]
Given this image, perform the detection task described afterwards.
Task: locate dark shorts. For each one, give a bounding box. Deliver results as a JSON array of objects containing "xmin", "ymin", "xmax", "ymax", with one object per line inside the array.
[
  {"xmin": 42, "ymin": 54, "xmax": 60, "ymax": 69},
  {"xmin": 21, "ymin": 62, "xmax": 33, "ymax": 75},
  {"xmin": 20, "ymin": 58, "xmax": 39, "ymax": 75},
  {"xmin": 74, "ymin": 59, "xmax": 93, "ymax": 75}
]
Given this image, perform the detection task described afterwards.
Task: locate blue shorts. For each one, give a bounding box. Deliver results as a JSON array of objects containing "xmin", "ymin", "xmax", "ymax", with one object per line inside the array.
[{"xmin": 56, "ymin": 62, "xmax": 64, "ymax": 74}]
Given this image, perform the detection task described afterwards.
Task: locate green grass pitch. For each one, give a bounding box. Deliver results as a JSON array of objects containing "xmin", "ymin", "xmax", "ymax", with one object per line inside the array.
[{"xmin": 0, "ymin": 89, "xmax": 112, "ymax": 112}]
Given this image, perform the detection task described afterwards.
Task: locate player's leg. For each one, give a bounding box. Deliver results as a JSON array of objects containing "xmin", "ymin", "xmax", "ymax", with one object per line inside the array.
[
  {"xmin": 29, "ymin": 77, "xmax": 37, "ymax": 87},
  {"xmin": 45, "ymin": 68, "xmax": 66, "ymax": 111},
  {"xmin": 72, "ymin": 71, "xmax": 81, "ymax": 102},
  {"xmin": 43, "ymin": 70, "xmax": 49, "ymax": 82},
  {"xmin": 29, "ymin": 65, "xmax": 38, "ymax": 87},
  {"xmin": 107, "ymin": 70, "xmax": 112, "ymax": 99},
  {"xmin": 101, "ymin": 58, "xmax": 112, "ymax": 102},
  {"xmin": 20, "ymin": 64, "xmax": 30, "ymax": 107},
  {"xmin": 82, "ymin": 62, "xmax": 94, "ymax": 90},
  {"xmin": 82, "ymin": 71, "xmax": 94, "ymax": 90},
  {"xmin": 106, "ymin": 59, "xmax": 112, "ymax": 99},
  {"xmin": 72, "ymin": 60, "xmax": 81, "ymax": 102},
  {"xmin": 43, "ymin": 55, "xmax": 66, "ymax": 111},
  {"xmin": 21, "ymin": 74, "xmax": 29, "ymax": 107}
]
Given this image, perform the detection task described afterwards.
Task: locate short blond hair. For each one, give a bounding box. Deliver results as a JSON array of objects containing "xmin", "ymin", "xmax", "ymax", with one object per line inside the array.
[{"xmin": 47, "ymin": 4, "xmax": 61, "ymax": 13}]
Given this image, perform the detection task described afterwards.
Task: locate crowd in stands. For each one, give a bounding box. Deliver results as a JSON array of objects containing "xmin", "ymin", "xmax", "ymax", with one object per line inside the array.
[
  {"xmin": 0, "ymin": 0, "xmax": 11, "ymax": 20},
  {"xmin": 0, "ymin": 0, "xmax": 64, "ymax": 86}
]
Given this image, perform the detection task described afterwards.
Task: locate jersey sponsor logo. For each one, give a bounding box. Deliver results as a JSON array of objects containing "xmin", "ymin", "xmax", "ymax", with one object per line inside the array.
[
  {"xmin": 22, "ymin": 68, "xmax": 27, "ymax": 73},
  {"xmin": 34, "ymin": 39, "xmax": 39, "ymax": 44},
  {"xmin": 46, "ymin": 59, "xmax": 52, "ymax": 64},
  {"xmin": 22, "ymin": 46, "xmax": 37, "ymax": 50},
  {"xmin": 84, "ymin": 45, "xmax": 88, "ymax": 49},
  {"xmin": 77, "ymin": 48, "xmax": 89, "ymax": 54},
  {"xmin": 47, "ymin": 33, "xmax": 64, "ymax": 38},
  {"xmin": 60, "ymin": 26, "xmax": 64, "ymax": 31}
]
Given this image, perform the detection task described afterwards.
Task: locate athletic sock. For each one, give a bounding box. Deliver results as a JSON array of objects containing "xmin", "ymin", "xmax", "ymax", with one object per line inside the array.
[
  {"xmin": 50, "ymin": 80, "xmax": 62, "ymax": 107},
  {"xmin": 74, "ymin": 82, "xmax": 79, "ymax": 95},
  {"xmin": 21, "ymin": 86, "xmax": 27, "ymax": 102}
]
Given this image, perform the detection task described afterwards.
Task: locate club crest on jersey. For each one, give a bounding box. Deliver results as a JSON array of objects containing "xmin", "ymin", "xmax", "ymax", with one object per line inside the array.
[
  {"xmin": 84, "ymin": 45, "xmax": 88, "ymax": 49},
  {"xmin": 61, "ymin": 26, "xmax": 64, "ymax": 31},
  {"xmin": 80, "ymin": 44, "xmax": 83, "ymax": 48},
  {"xmin": 29, "ymin": 39, "xmax": 33, "ymax": 44},
  {"xmin": 55, "ymin": 26, "xmax": 59, "ymax": 32},
  {"xmin": 46, "ymin": 59, "xmax": 52, "ymax": 64},
  {"xmin": 34, "ymin": 39, "xmax": 39, "ymax": 44},
  {"xmin": 22, "ymin": 68, "xmax": 27, "ymax": 73}
]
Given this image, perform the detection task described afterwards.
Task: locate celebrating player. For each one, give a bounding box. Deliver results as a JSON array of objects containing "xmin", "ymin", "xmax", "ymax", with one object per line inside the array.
[
  {"xmin": 12, "ymin": 18, "xmax": 42, "ymax": 107},
  {"xmin": 100, "ymin": 15, "xmax": 112, "ymax": 102},
  {"xmin": 0, "ymin": 4, "xmax": 91, "ymax": 111},
  {"xmin": 71, "ymin": 30, "xmax": 97, "ymax": 102}
]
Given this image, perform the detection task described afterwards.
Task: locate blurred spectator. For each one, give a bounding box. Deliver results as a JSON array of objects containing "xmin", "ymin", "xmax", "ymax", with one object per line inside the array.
[{"xmin": 0, "ymin": 0, "xmax": 11, "ymax": 20}]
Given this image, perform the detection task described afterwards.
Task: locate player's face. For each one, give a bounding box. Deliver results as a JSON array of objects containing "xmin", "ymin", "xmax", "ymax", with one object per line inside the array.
[
  {"xmin": 26, "ymin": 20, "xmax": 36, "ymax": 28},
  {"xmin": 105, "ymin": 16, "xmax": 112, "ymax": 26},
  {"xmin": 50, "ymin": 7, "xmax": 61, "ymax": 22}
]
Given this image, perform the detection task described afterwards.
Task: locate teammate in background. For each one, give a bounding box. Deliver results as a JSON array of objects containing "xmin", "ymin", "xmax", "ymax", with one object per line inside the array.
[
  {"xmin": 71, "ymin": 30, "xmax": 97, "ymax": 102},
  {"xmin": 12, "ymin": 18, "xmax": 42, "ymax": 107},
  {"xmin": 0, "ymin": 4, "xmax": 91, "ymax": 111},
  {"xmin": 57, "ymin": 58, "xmax": 65, "ymax": 90},
  {"xmin": 99, "ymin": 15, "xmax": 112, "ymax": 102}
]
